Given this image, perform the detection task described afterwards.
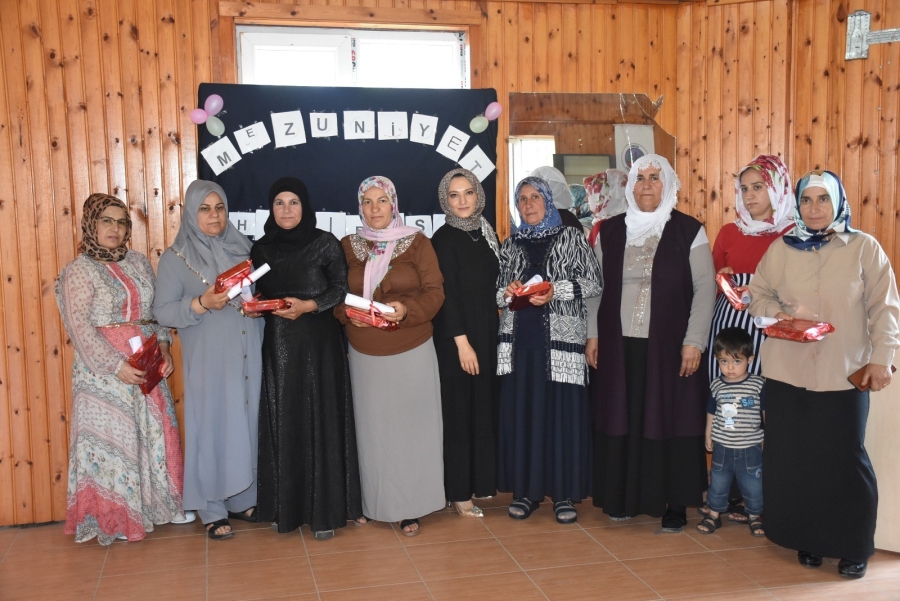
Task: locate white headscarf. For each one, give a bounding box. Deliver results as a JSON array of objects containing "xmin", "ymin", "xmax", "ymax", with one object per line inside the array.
[
  {"xmin": 624, "ymin": 154, "xmax": 680, "ymax": 246},
  {"xmin": 530, "ymin": 166, "xmax": 573, "ymax": 211}
]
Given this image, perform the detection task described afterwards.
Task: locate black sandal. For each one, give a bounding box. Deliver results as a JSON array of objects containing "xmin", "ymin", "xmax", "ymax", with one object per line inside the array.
[
  {"xmin": 399, "ymin": 519, "xmax": 420, "ymax": 537},
  {"xmin": 748, "ymin": 516, "xmax": 765, "ymax": 537},
  {"xmin": 696, "ymin": 515, "xmax": 722, "ymax": 535},
  {"xmin": 205, "ymin": 518, "xmax": 234, "ymax": 540},
  {"xmin": 725, "ymin": 504, "xmax": 749, "ymax": 523},
  {"xmin": 227, "ymin": 506, "xmax": 258, "ymax": 523},
  {"xmin": 353, "ymin": 516, "xmax": 372, "ymax": 526},
  {"xmin": 553, "ymin": 500, "xmax": 577, "ymax": 524},
  {"xmin": 508, "ymin": 498, "xmax": 540, "ymax": 520}
]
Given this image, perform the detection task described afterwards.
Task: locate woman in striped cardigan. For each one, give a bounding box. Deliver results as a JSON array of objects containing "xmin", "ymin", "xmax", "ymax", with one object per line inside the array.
[{"xmin": 496, "ymin": 176, "xmax": 602, "ymax": 525}]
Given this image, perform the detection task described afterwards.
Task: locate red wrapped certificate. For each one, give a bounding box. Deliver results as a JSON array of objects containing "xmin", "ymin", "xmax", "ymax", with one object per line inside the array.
[
  {"xmin": 345, "ymin": 306, "xmax": 399, "ymax": 331},
  {"xmin": 763, "ymin": 319, "xmax": 835, "ymax": 343},
  {"xmin": 215, "ymin": 259, "xmax": 253, "ymax": 294},
  {"xmin": 241, "ymin": 298, "xmax": 291, "ymax": 313},
  {"xmin": 128, "ymin": 333, "xmax": 165, "ymax": 395},
  {"xmin": 715, "ymin": 273, "xmax": 750, "ymax": 311},
  {"xmin": 508, "ymin": 281, "xmax": 552, "ymax": 311}
]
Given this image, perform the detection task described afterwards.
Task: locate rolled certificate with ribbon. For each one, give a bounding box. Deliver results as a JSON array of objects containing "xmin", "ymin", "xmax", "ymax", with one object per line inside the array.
[
  {"xmin": 344, "ymin": 293, "xmax": 396, "ymax": 314},
  {"xmin": 227, "ymin": 263, "xmax": 272, "ymax": 300}
]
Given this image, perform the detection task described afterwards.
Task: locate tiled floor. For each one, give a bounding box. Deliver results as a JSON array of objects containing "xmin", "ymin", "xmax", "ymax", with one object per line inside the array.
[{"xmin": 2, "ymin": 494, "xmax": 899, "ymax": 600}]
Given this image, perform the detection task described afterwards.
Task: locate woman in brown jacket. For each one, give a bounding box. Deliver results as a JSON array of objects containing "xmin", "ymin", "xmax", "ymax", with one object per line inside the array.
[{"xmin": 335, "ymin": 176, "xmax": 446, "ymax": 537}]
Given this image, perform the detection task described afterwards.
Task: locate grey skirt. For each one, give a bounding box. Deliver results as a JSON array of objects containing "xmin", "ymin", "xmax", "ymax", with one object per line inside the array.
[{"xmin": 349, "ymin": 338, "xmax": 446, "ymax": 522}]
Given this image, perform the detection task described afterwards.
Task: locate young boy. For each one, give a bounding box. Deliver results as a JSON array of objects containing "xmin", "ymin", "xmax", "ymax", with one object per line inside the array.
[{"xmin": 698, "ymin": 327, "xmax": 765, "ymax": 537}]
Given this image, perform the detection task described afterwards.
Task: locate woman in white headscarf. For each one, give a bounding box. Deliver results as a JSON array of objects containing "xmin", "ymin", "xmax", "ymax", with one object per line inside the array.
[
  {"xmin": 698, "ymin": 155, "xmax": 795, "ymax": 524},
  {"xmin": 585, "ymin": 154, "xmax": 716, "ymax": 532},
  {"xmin": 154, "ymin": 180, "xmax": 264, "ymax": 540}
]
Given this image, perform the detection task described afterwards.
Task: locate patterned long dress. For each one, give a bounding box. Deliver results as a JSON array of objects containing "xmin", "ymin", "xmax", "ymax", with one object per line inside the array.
[{"xmin": 55, "ymin": 251, "xmax": 185, "ymax": 545}]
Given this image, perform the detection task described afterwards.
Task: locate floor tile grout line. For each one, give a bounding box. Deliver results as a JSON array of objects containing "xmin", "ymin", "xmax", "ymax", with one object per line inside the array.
[
  {"xmin": 0, "ymin": 528, "xmax": 19, "ymax": 565},
  {"xmin": 391, "ymin": 520, "xmax": 437, "ymax": 601},
  {"xmin": 91, "ymin": 543, "xmax": 110, "ymax": 601},
  {"xmin": 579, "ymin": 522, "xmax": 666, "ymax": 600},
  {"xmin": 481, "ymin": 513, "xmax": 551, "ymax": 601},
  {"xmin": 205, "ymin": 527, "xmax": 209, "ymax": 601},
  {"xmin": 713, "ymin": 544, "xmax": 796, "ymax": 592},
  {"xmin": 297, "ymin": 526, "xmax": 322, "ymax": 600}
]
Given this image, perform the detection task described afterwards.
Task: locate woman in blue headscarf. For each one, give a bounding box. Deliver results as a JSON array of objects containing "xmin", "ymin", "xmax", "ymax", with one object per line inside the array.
[
  {"xmin": 749, "ymin": 170, "xmax": 900, "ymax": 579},
  {"xmin": 496, "ymin": 176, "xmax": 602, "ymax": 524}
]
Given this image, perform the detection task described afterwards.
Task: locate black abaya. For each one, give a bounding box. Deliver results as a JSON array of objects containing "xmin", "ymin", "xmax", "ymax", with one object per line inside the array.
[
  {"xmin": 252, "ymin": 233, "xmax": 363, "ymax": 532},
  {"xmin": 431, "ymin": 225, "xmax": 500, "ymax": 501}
]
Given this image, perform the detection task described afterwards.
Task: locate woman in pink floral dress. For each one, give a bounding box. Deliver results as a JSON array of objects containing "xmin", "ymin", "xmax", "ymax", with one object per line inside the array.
[{"xmin": 55, "ymin": 194, "xmax": 187, "ymax": 545}]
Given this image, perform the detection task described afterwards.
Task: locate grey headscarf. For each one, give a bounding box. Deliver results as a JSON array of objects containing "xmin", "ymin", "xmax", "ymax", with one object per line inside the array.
[
  {"xmin": 437, "ymin": 168, "xmax": 500, "ymax": 257},
  {"xmin": 170, "ymin": 179, "xmax": 252, "ymax": 282},
  {"xmin": 531, "ymin": 166, "xmax": 574, "ymax": 211}
]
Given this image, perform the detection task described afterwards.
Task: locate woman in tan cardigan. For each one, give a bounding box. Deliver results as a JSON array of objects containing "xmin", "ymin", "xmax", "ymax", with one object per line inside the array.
[
  {"xmin": 749, "ymin": 170, "xmax": 900, "ymax": 579},
  {"xmin": 335, "ymin": 176, "xmax": 446, "ymax": 537}
]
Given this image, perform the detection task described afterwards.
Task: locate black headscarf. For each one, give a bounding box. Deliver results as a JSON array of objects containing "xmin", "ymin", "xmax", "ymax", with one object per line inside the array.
[{"xmin": 254, "ymin": 177, "xmax": 323, "ymax": 248}]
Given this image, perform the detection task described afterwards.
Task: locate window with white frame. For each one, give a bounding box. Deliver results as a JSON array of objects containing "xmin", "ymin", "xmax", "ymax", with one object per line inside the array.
[{"xmin": 237, "ymin": 26, "xmax": 469, "ymax": 89}]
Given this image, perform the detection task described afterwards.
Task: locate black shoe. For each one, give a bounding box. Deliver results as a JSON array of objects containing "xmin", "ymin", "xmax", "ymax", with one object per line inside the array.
[
  {"xmin": 838, "ymin": 558, "xmax": 867, "ymax": 579},
  {"xmin": 661, "ymin": 506, "xmax": 687, "ymax": 532},
  {"xmin": 797, "ymin": 550, "xmax": 823, "ymax": 568}
]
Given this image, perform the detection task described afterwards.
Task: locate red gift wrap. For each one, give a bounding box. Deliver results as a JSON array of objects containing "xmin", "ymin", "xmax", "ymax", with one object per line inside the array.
[
  {"xmin": 763, "ymin": 319, "xmax": 835, "ymax": 343},
  {"xmin": 715, "ymin": 273, "xmax": 750, "ymax": 311},
  {"xmin": 128, "ymin": 333, "xmax": 166, "ymax": 395},
  {"xmin": 215, "ymin": 259, "xmax": 253, "ymax": 294},
  {"xmin": 508, "ymin": 281, "xmax": 552, "ymax": 311},
  {"xmin": 345, "ymin": 306, "xmax": 399, "ymax": 331},
  {"xmin": 241, "ymin": 297, "xmax": 291, "ymax": 313}
]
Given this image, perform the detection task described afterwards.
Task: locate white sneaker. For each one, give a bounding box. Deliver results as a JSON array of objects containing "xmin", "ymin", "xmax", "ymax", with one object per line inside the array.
[{"xmin": 171, "ymin": 511, "xmax": 196, "ymax": 524}]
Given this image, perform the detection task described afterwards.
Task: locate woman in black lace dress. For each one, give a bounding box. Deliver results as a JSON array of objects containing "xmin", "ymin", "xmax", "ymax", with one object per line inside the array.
[{"xmin": 252, "ymin": 177, "xmax": 363, "ymax": 539}]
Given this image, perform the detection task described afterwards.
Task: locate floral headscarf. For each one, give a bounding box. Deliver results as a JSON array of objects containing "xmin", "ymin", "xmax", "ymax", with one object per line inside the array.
[
  {"xmin": 513, "ymin": 176, "xmax": 563, "ymax": 240},
  {"xmin": 584, "ymin": 169, "xmax": 628, "ymax": 225},
  {"xmin": 356, "ymin": 176, "xmax": 421, "ymax": 299},
  {"xmin": 80, "ymin": 193, "xmax": 132, "ymax": 262},
  {"xmin": 734, "ymin": 155, "xmax": 795, "ymax": 236},
  {"xmin": 624, "ymin": 154, "xmax": 680, "ymax": 247},
  {"xmin": 437, "ymin": 168, "xmax": 500, "ymax": 257},
  {"xmin": 783, "ymin": 170, "xmax": 856, "ymax": 251}
]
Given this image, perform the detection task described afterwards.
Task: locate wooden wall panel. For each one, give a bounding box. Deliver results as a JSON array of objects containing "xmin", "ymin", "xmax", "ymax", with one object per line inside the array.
[{"xmin": 2, "ymin": 0, "xmax": 899, "ymax": 525}]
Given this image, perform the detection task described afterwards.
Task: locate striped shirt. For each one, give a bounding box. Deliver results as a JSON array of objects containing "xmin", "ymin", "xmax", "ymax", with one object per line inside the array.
[{"xmin": 707, "ymin": 375, "xmax": 765, "ymax": 447}]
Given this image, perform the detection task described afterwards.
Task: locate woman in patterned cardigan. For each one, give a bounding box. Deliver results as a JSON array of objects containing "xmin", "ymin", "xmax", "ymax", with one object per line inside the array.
[{"xmin": 496, "ymin": 176, "xmax": 602, "ymax": 525}]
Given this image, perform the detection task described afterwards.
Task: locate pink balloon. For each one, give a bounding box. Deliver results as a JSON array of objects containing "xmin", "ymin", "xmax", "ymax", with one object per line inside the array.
[
  {"xmin": 204, "ymin": 94, "xmax": 224, "ymax": 116},
  {"xmin": 484, "ymin": 102, "xmax": 503, "ymax": 121},
  {"xmin": 190, "ymin": 108, "xmax": 208, "ymax": 125}
]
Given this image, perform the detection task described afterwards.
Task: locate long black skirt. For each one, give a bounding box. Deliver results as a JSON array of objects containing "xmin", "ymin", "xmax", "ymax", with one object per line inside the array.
[
  {"xmin": 592, "ymin": 337, "xmax": 707, "ymax": 517},
  {"xmin": 764, "ymin": 379, "xmax": 877, "ymax": 560},
  {"xmin": 497, "ymin": 348, "xmax": 592, "ymax": 502},
  {"xmin": 434, "ymin": 336, "xmax": 498, "ymax": 502}
]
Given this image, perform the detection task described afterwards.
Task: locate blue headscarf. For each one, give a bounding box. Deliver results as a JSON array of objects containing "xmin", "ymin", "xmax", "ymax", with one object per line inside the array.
[
  {"xmin": 783, "ymin": 170, "xmax": 856, "ymax": 251},
  {"xmin": 513, "ymin": 176, "xmax": 563, "ymax": 239}
]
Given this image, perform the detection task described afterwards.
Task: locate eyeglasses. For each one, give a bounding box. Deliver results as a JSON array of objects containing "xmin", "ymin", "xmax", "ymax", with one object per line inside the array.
[{"xmin": 98, "ymin": 216, "xmax": 129, "ymax": 229}]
